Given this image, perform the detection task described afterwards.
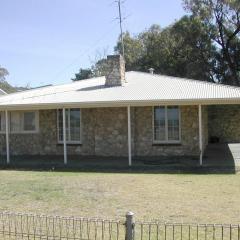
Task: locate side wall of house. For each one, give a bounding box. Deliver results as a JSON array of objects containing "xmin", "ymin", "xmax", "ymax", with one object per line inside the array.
[
  {"xmin": 0, "ymin": 105, "xmax": 204, "ymax": 157},
  {"xmin": 0, "ymin": 109, "xmax": 96, "ymax": 156},
  {"xmin": 0, "ymin": 108, "xmax": 128, "ymax": 157},
  {"xmin": 208, "ymin": 105, "xmax": 240, "ymax": 143},
  {"xmin": 134, "ymin": 106, "xmax": 200, "ymax": 157},
  {"xmin": 0, "ymin": 110, "xmax": 59, "ymax": 156}
]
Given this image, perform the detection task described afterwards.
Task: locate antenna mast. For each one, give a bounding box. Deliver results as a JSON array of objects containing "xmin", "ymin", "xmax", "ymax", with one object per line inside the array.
[{"xmin": 117, "ymin": 0, "xmax": 125, "ymax": 59}]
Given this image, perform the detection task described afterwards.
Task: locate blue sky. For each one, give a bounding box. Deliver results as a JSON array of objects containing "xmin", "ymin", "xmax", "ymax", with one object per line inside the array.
[{"xmin": 1, "ymin": 0, "xmax": 185, "ymax": 87}]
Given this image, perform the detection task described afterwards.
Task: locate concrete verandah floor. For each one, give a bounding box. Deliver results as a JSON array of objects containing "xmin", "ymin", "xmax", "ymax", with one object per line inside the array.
[
  {"xmin": 203, "ymin": 143, "xmax": 240, "ymax": 167},
  {"xmin": 0, "ymin": 143, "xmax": 239, "ymax": 173}
]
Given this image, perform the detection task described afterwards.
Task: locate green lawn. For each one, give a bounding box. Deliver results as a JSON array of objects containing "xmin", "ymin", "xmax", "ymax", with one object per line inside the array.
[{"xmin": 0, "ymin": 170, "xmax": 239, "ymax": 224}]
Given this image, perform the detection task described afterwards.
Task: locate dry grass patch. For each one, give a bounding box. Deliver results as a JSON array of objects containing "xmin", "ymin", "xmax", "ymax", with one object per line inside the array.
[{"xmin": 0, "ymin": 171, "xmax": 239, "ymax": 223}]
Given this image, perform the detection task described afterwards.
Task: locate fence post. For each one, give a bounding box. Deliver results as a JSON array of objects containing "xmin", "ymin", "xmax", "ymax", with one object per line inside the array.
[{"xmin": 125, "ymin": 211, "xmax": 134, "ymax": 240}]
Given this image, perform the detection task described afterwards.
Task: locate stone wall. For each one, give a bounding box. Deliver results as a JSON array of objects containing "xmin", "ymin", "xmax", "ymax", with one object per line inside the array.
[
  {"xmin": 0, "ymin": 105, "xmax": 205, "ymax": 157},
  {"xmin": 0, "ymin": 110, "xmax": 58, "ymax": 156},
  {"xmin": 94, "ymin": 108, "xmax": 128, "ymax": 156},
  {"xmin": 0, "ymin": 109, "xmax": 96, "ymax": 156},
  {"xmin": 134, "ymin": 106, "xmax": 201, "ymax": 157},
  {"xmin": 208, "ymin": 105, "xmax": 240, "ymax": 143},
  {"xmin": 105, "ymin": 55, "xmax": 126, "ymax": 86}
]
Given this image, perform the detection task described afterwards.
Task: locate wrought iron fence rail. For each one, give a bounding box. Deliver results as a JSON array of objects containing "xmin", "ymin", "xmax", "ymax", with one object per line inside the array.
[
  {"xmin": 134, "ymin": 222, "xmax": 240, "ymax": 240},
  {"xmin": 135, "ymin": 222, "xmax": 240, "ymax": 228},
  {"xmin": 0, "ymin": 231, "xmax": 85, "ymax": 240},
  {"xmin": 0, "ymin": 211, "xmax": 239, "ymax": 240},
  {"xmin": 0, "ymin": 212, "xmax": 125, "ymax": 240}
]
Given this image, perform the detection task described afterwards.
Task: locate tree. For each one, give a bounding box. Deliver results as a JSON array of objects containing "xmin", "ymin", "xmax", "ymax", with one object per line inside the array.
[
  {"xmin": 74, "ymin": 1, "xmax": 240, "ymax": 86},
  {"xmin": 115, "ymin": 18, "xmax": 215, "ymax": 81},
  {"xmin": 72, "ymin": 49, "xmax": 110, "ymax": 81},
  {"xmin": 72, "ymin": 68, "xmax": 93, "ymax": 81},
  {"xmin": 0, "ymin": 66, "xmax": 17, "ymax": 93},
  {"xmin": 0, "ymin": 66, "xmax": 9, "ymax": 81},
  {"xmin": 183, "ymin": 0, "xmax": 240, "ymax": 85},
  {"xmin": 159, "ymin": 16, "xmax": 216, "ymax": 81},
  {"xmin": 72, "ymin": 60, "xmax": 110, "ymax": 81},
  {"xmin": 114, "ymin": 31, "xmax": 144, "ymax": 71},
  {"xmin": 91, "ymin": 58, "xmax": 109, "ymax": 77},
  {"xmin": 0, "ymin": 81, "xmax": 16, "ymax": 93}
]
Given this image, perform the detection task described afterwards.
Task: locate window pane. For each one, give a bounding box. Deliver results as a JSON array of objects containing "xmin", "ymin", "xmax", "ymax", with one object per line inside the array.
[
  {"xmin": 0, "ymin": 112, "xmax": 4, "ymax": 132},
  {"xmin": 70, "ymin": 109, "xmax": 81, "ymax": 141},
  {"xmin": 154, "ymin": 107, "xmax": 166, "ymax": 141},
  {"xmin": 10, "ymin": 112, "xmax": 21, "ymax": 132},
  {"xmin": 23, "ymin": 112, "xmax": 36, "ymax": 131},
  {"xmin": 58, "ymin": 109, "xmax": 70, "ymax": 141},
  {"xmin": 167, "ymin": 106, "xmax": 180, "ymax": 141},
  {"xmin": 66, "ymin": 109, "xmax": 70, "ymax": 141},
  {"xmin": 58, "ymin": 110, "xmax": 63, "ymax": 141},
  {"xmin": 58, "ymin": 109, "xmax": 81, "ymax": 143}
]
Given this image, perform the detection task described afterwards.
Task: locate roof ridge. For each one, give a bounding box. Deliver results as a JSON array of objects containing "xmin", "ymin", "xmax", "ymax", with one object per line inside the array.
[
  {"xmin": 129, "ymin": 71, "xmax": 240, "ymax": 90},
  {"xmin": 0, "ymin": 75, "xmax": 105, "ymax": 98},
  {"xmin": 0, "ymin": 88, "xmax": 7, "ymax": 95}
]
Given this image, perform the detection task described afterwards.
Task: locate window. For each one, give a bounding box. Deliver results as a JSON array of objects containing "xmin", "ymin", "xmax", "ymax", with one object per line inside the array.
[
  {"xmin": 153, "ymin": 106, "xmax": 180, "ymax": 143},
  {"xmin": 10, "ymin": 111, "xmax": 39, "ymax": 133},
  {"xmin": 0, "ymin": 112, "xmax": 5, "ymax": 132},
  {"xmin": 10, "ymin": 112, "xmax": 22, "ymax": 132},
  {"xmin": 0, "ymin": 111, "xmax": 39, "ymax": 133},
  {"xmin": 57, "ymin": 109, "xmax": 81, "ymax": 144},
  {"xmin": 23, "ymin": 112, "xmax": 36, "ymax": 131}
]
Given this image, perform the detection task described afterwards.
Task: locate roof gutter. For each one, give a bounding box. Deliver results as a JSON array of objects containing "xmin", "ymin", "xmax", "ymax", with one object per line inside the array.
[{"xmin": 1, "ymin": 98, "xmax": 240, "ymax": 111}]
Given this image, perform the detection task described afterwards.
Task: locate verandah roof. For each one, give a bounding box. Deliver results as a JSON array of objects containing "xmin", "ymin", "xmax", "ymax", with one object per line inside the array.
[{"xmin": 1, "ymin": 71, "xmax": 240, "ymax": 110}]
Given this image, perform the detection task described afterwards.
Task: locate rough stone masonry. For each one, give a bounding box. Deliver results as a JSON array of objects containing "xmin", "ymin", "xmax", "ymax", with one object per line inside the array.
[{"xmin": 105, "ymin": 55, "xmax": 126, "ymax": 86}]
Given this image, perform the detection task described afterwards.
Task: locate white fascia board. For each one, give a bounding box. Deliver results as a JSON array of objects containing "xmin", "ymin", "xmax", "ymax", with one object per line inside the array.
[{"xmin": 1, "ymin": 98, "xmax": 240, "ymax": 111}]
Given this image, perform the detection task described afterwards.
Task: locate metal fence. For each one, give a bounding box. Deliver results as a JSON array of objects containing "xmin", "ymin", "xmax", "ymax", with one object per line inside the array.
[
  {"xmin": 0, "ymin": 211, "xmax": 239, "ymax": 240},
  {"xmin": 134, "ymin": 222, "xmax": 240, "ymax": 240},
  {"xmin": 0, "ymin": 212, "xmax": 125, "ymax": 240}
]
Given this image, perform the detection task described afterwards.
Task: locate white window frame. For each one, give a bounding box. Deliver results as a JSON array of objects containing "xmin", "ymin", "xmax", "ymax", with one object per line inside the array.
[
  {"xmin": 0, "ymin": 111, "xmax": 39, "ymax": 134},
  {"xmin": 152, "ymin": 106, "xmax": 181, "ymax": 144},
  {"xmin": 22, "ymin": 111, "xmax": 39, "ymax": 133},
  {"xmin": 57, "ymin": 108, "xmax": 82, "ymax": 144},
  {"xmin": 0, "ymin": 111, "xmax": 6, "ymax": 133}
]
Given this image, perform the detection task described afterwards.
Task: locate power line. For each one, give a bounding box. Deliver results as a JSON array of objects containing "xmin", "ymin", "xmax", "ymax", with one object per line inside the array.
[
  {"xmin": 51, "ymin": 22, "xmax": 118, "ymax": 83},
  {"xmin": 50, "ymin": 1, "xmax": 129, "ymax": 84}
]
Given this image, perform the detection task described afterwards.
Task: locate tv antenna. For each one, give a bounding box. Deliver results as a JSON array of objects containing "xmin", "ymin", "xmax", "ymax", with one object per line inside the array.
[{"xmin": 116, "ymin": 0, "xmax": 125, "ymax": 59}]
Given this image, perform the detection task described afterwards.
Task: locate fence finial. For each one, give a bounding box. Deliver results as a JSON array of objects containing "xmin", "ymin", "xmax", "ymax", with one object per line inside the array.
[{"xmin": 125, "ymin": 211, "xmax": 134, "ymax": 240}]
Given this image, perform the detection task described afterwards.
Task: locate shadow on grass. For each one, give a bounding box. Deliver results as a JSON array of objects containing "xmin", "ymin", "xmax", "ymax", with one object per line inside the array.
[{"xmin": 0, "ymin": 154, "xmax": 236, "ymax": 174}]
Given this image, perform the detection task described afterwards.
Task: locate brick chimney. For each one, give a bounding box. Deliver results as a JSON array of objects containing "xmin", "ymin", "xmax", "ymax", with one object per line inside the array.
[{"xmin": 105, "ymin": 55, "xmax": 126, "ymax": 87}]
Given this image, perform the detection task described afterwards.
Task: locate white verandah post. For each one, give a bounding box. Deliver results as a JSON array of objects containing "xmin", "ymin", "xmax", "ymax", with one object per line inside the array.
[
  {"xmin": 62, "ymin": 108, "xmax": 67, "ymax": 165},
  {"xmin": 198, "ymin": 104, "xmax": 203, "ymax": 166},
  {"xmin": 5, "ymin": 110, "xmax": 10, "ymax": 164},
  {"xmin": 127, "ymin": 106, "xmax": 132, "ymax": 166}
]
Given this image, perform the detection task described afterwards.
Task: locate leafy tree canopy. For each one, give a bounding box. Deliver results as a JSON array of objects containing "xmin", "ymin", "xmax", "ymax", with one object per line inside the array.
[
  {"xmin": 115, "ymin": 16, "xmax": 215, "ymax": 81},
  {"xmin": 183, "ymin": 0, "xmax": 240, "ymax": 85},
  {"xmin": 72, "ymin": 58, "xmax": 109, "ymax": 81},
  {"xmin": 72, "ymin": 68, "xmax": 93, "ymax": 81},
  {"xmin": 0, "ymin": 66, "xmax": 9, "ymax": 82},
  {"xmin": 73, "ymin": 0, "xmax": 240, "ymax": 86}
]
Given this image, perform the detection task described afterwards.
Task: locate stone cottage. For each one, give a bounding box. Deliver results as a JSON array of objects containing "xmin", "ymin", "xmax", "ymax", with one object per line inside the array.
[{"xmin": 0, "ymin": 54, "xmax": 240, "ymax": 167}]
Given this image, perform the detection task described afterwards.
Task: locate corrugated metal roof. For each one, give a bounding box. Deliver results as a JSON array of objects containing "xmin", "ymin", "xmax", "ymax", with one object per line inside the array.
[{"xmin": 1, "ymin": 71, "xmax": 240, "ymax": 109}]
